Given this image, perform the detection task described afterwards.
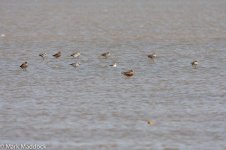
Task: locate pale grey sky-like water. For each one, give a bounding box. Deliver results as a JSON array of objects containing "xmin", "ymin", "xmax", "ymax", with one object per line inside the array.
[{"xmin": 0, "ymin": 0, "xmax": 226, "ymax": 149}]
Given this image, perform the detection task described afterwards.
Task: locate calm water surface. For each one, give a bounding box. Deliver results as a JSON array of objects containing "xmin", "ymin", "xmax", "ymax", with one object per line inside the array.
[{"xmin": 0, "ymin": 0, "xmax": 226, "ymax": 149}]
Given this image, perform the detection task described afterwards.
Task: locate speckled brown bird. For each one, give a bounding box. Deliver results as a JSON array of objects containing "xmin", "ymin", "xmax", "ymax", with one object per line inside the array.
[
  {"xmin": 20, "ymin": 62, "xmax": 28, "ymax": 70},
  {"xmin": 53, "ymin": 51, "xmax": 61, "ymax": 58},
  {"xmin": 122, "ymin": 69, "xmax": 134, "ymax": 77}
]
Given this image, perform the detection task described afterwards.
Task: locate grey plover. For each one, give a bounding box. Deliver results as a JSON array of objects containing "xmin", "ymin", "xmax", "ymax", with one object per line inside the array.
[
  {"xmin": 39, "ymin": 52, "xmax": 47, "ymax": 59},
  {"xmin": 147, "ymin": 53, "xmax": 157, "ymax": 59},
  {"xmin": 101, "ymin": 52, "xmax": 110, "ymax": 58},
  {"xmin": 70, "ymin": 62, "xmax": 80, "ymax": 68}
]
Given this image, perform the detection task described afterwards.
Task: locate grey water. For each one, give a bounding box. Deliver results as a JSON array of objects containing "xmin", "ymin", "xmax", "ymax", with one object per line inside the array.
[{"xmin": 0, "ymin": 0, "xmax": 226, "ymax": 149}]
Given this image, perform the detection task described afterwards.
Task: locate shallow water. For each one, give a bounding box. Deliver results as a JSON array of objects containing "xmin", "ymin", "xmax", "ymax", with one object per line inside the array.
[{"xmin": 0, "ymin": 0, "xmax": 226, "ymax": 149}]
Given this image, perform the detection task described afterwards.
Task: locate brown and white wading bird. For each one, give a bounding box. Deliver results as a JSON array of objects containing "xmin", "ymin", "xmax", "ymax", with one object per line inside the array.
[
  {"xmin": 70, "ymin": 62, "xmax": 80, "ymax": 68},
  {"xmin": 71, "ymin": 52, "xmax": 80, "ymax": 58},
  {"xmin": 101, "ymin": 52, "xmax": 111, "ymax": 58},
  {"xmin": 147, "ymin": 53, "xmax": 157, "ymax": 61},
  {"xmin": 53, "ymin": 51, "xmax": 61, "ymax": 58},
  {"xmin": 39, "ymin": 52, "xmax": 47, "ymax": 59},
  {"xmin": 122, "ymin": 69, "xmax": 134, "ymax": 77},
  {"xmin": 109, "ymin": 63, "xmax": 117, "ymax": 67},
  {"xmin": 191, "ymin": 60, "xmax": 198, "ymax": 68},
  {"xmin": 20, "ymin": 62, "xmax": 28, "ymax": 70},
  {"xmin": 147, "ymin": 120, "xmax": 155, "ymax": 126}
]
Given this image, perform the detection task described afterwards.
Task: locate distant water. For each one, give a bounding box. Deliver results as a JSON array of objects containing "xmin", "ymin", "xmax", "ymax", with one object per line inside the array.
[{"xmin": 0, "ymin": 0, "xmax": 226, "ymax": 149}]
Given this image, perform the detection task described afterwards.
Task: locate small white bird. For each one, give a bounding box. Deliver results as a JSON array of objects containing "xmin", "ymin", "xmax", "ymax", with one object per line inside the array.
[
  {"xmin": 71, "ymin": 52, "xmax": 80, "ymax": 58},
  {"xmin": 70, "ymin": 62, "xmax": 80, "ymax": 68},
  {"xmin": 39, "ymin": 52, "xmax": 47, "ymax": 59},
  {"xmin": 109, "ymin": 63, "xmax": 117, "ymax": 67}
]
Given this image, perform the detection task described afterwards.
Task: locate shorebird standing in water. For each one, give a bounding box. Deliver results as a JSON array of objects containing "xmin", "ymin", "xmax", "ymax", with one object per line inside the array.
[
  {"xmin": 39, "ymin": 52, "xmax": 47, "ymax": 60},
  {"xmin": 191, "ymin": 60, "xmax": 198, "ymax": 69},
  {"xmin": 70, "ymin": 62, "xmax": 80, "ymax": 68},
  {"xmin": 109, "ymin": 63, "xmax": 117, "ymax": 67},
  {"xmin": 101, "ymin": 52, "xmax": 111, "ymax": 58},
  {"xmin": 147, "ymin": 53, "xmax": 157, "ymax": 62},
  {"xmin": 20, "ymin": 62, "xmax": 28, "ymax": 70},
  {"xmin": 53, "ymin": 51, "xmax": 61, "ymax": 58},
  {"xmin": 147, "ymin": 120, "xmax": 155, "ymax": 126},
  {"xmin": 71, "ymin": 52, "xmax": 80, "ymax": 58},
  {"xmin": 122, "ymin": 69, "xmax": 134, "ymax": 77}
]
